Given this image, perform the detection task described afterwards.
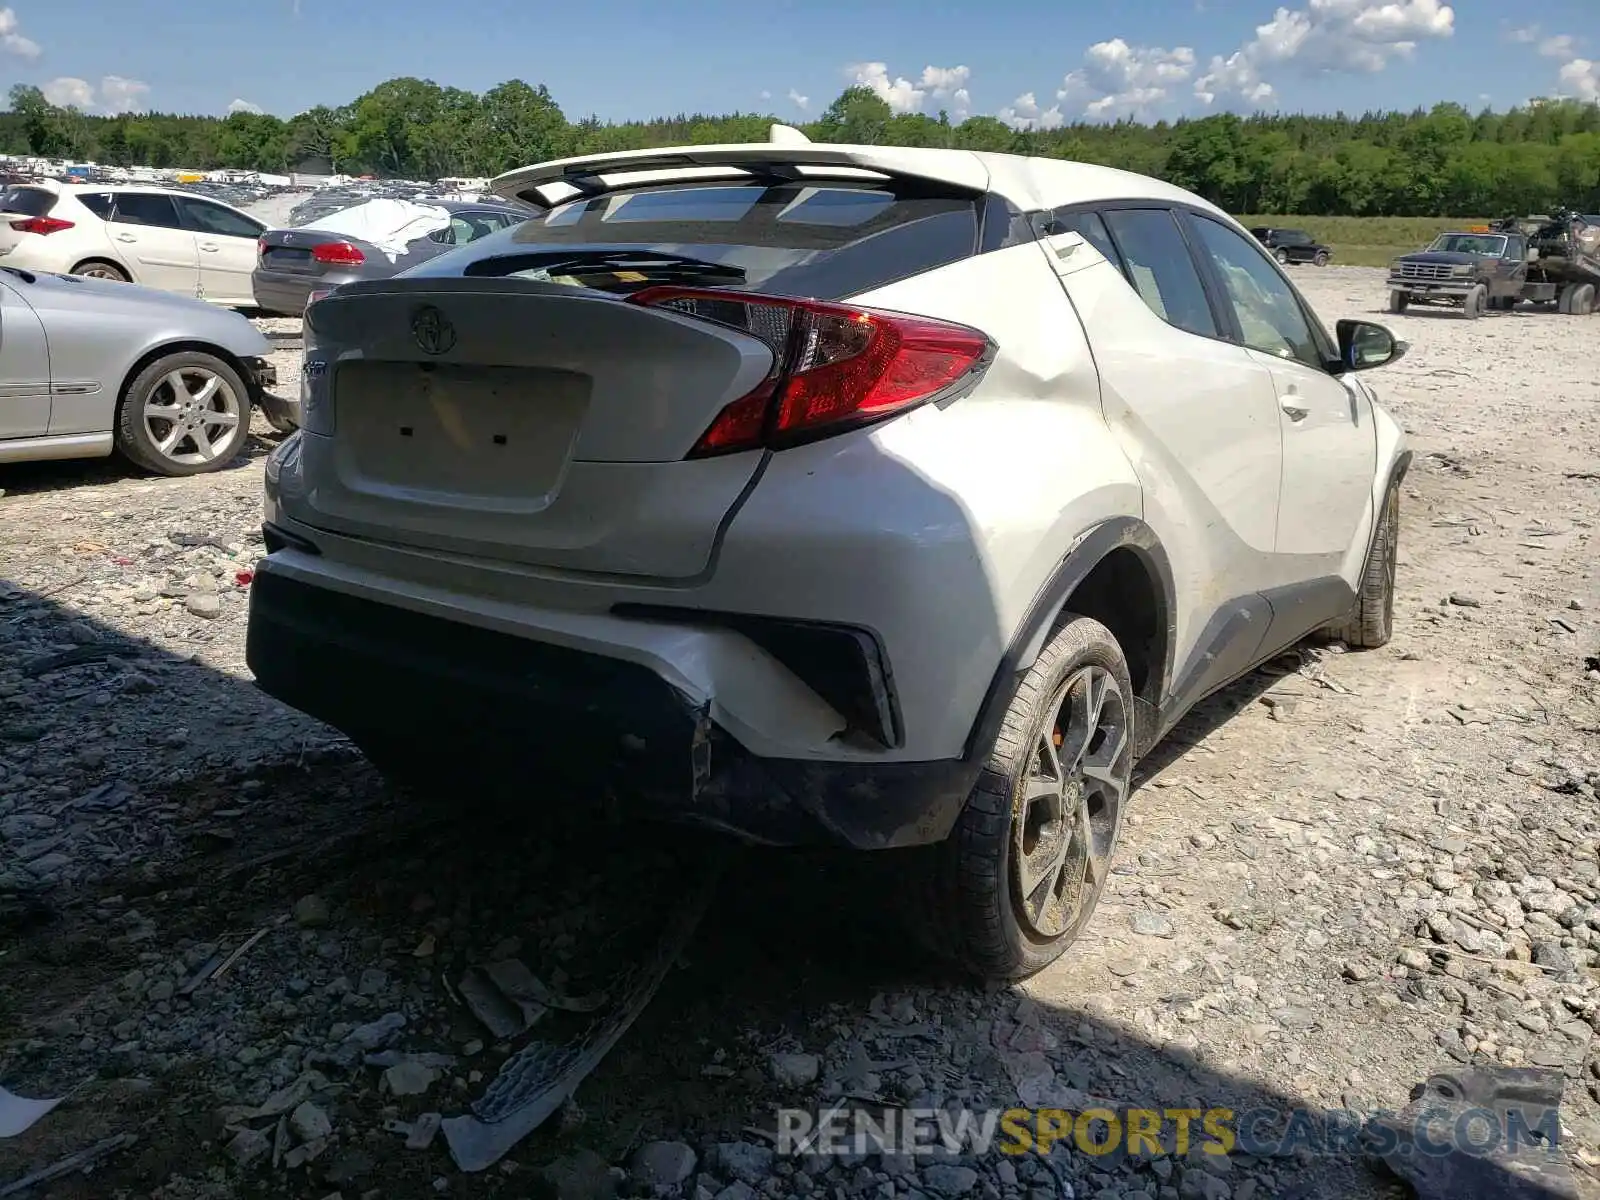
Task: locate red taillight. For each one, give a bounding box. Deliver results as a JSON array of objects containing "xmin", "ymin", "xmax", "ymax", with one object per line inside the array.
[
  {"xmin": 629, "ymin": 287, "xmax": 992, "ymax": 458},
  {"xmin": 257, "ymin": 238, "xmax": 268, "ymax": 259},
  {"xmin": 311, "ymin": 241, "xmax": 365, "ymax": 266},
  {"xmin": 9, "ymin": 216, "xmax": 73, "ymax": 235},
  {"xmin": 304, "ymin": 288, "xmax": 333, "ymax": 314}
]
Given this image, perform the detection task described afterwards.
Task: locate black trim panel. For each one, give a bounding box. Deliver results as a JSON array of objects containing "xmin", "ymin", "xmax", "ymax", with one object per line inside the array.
[{"xmin": 964, "ymin": 517, "xmax": 1177, "ymax": 761}]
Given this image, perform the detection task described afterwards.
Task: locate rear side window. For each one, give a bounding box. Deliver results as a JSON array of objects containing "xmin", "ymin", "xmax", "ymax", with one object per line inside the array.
[
  {"xmin": 1101, "ymin": 208, "xmax": 1218, "ymax": 339},
  {"xmin": 77, "ymin": 193, "xmax": 113, "ymax": 219},
  {"xmin": 112, "ymin": 193, "xmax": 182, "ymax": 229},
  {"xmin": 0, "ymin": 187, "xmax": 57, "ymax": 217},
  {"xmin": 429, "ymin": 181, "xmax": 981, "ymax": 301},
  {"xmin": 1051, "ymin": 209, "xmax": 1123, "ymax": 268}
]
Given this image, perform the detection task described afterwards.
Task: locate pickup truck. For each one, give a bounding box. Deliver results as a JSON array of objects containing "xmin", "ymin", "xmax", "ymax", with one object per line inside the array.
[{"xmin": 1387, "ymin": 218, "xmax": 1599, "ymax": 318}]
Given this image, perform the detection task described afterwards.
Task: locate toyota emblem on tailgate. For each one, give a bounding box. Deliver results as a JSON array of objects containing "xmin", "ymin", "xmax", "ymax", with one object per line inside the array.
[{"xmin": 412, "ymin": 305, "xmax": 456, "ymax": 355}]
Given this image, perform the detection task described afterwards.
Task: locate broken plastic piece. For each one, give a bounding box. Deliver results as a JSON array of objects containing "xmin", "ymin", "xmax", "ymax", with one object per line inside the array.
[
  {"xmin": 441, "ymin": 850, "xmax": 727, "ymax": 1172},
  {"xmin": 457, "ymin": 960, "xmax": 551, "ymax": 1041},
  {"xmin": 1370, "ymin": 1066, "xmax": 1578, "ymax": 1200}
]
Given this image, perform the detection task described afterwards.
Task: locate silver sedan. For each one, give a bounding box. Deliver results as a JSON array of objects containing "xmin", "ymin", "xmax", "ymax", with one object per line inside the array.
[{"xmin": 0, "ymin": 264, "xmax": 298, "ymax": 476}]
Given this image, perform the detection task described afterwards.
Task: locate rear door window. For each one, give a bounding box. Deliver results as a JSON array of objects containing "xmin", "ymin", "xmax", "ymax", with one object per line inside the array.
[
  {"xmin": 1050, "ymin": 209, "xmax": 1123, "ymax": 269},
  {"xmin": 0, "ymin": 187, "xmax": 58, "ymax": 217},
  {"xmin": 176, "ymin": 196, "xmax": 263, "ymax": 238},
  {"xmin": 111, "ymin": 192, "xmax": 183, "ymax": 229},
  {"xmin": 425, "ymin": 181, "xmax": 981, "ymax": 301},
  {"xmin": 1100, "ymin": 208, "xmax": 1219, "ymax": 339}
]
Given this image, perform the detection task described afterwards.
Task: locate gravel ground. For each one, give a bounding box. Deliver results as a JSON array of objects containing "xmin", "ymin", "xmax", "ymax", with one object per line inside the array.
[{"xmin": 2, "ymin": 266, "xmax": 1599, "ymax": 1200}]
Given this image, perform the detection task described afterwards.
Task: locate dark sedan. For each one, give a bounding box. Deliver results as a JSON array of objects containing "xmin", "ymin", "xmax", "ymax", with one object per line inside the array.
[{"xmin": 252, "ymin": 200, "xmax": 531, "ymax": 315}]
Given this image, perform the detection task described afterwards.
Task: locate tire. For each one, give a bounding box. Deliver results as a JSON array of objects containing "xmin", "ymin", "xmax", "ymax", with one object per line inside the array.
[
  {"xmin": 916, "ymin": 615, "xmax": 1135, "ymax": 981},
  {"xmin": 1461, "ymin": 284, "xmax": 1486, "ymax": 319},
  {"xmin": 72, "ymin": 259, "xmax": 130, "ymax": 282},
  {"xmin": 1572, "ymin": 283, "xmax": 1596, "ymax": 316},
  {"xmin": 1274, "ymin": 248, "xmax": 1290, "ymax": 265},
  {"xmin": 115, "ymin": 351, "xmax": 252, "ymax": 477},
  {"xmin": 1313, "ymin": 251, "xmax": 1329, "ymax": 267},
  {"xmin": 1559, "ymin": 285, "xmax": 1578, "ymax": 315},
  {"xmin": 1388, "ymin": 290, "xmax": 1409, "ymax": 314},
  {"xmin": 1328, "ymin": 481, "xmax": 1399, "ymax": 650}
]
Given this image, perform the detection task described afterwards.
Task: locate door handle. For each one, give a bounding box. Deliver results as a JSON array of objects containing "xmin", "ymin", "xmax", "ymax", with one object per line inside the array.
[
  {"xmin": 1280, "ymin": 398, "xmax": 1310, "ymax": 421},
  {"xmin": 200, "ymin": 243, "xmax": 219, "ymax": 252},
  {"xmin": 115, "ymin": 233, "xmax": 137, "ymax": 243}
]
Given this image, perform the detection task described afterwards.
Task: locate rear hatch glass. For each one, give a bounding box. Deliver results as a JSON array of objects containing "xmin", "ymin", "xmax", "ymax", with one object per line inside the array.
[
  {"xmin": 0, "ymin": 187, "xmax": 58, "ymax": 217},
  {"xmin": 409, "ymin": 179, "xmax": 981, "ymax": 300}
]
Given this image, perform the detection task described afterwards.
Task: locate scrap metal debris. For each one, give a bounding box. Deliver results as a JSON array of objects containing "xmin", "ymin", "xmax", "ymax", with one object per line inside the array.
[
  {"xmin": 1369, "ymin": 1066, "xmax": 1579, "ymax": 1200},
  {"xmin": 457, "ymin": 957, "xmax": 608, "ymax": 1041},
  {"xmin": 441, "ymin": 849, "xmax": 728, "ymax": 1173}
]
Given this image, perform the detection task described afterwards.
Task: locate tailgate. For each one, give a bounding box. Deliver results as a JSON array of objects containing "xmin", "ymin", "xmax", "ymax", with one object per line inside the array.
[
  {"xmin": 259, "ymin": 230, "xmax": 334, "ymax": 275},
  {"xmin": 294, "ymin": 277, "xmax": 775, "ymax": 579}
]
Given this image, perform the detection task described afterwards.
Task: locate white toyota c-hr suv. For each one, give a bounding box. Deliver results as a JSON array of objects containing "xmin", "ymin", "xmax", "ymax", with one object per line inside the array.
[{"xmin": 247, "ymin": 131, "xmax": 1410, "ymax": 981}]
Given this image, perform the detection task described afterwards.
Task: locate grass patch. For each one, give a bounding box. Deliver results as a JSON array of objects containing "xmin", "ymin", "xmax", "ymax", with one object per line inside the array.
[{"xmin": 1237, "ymin": 215, "xmax": 1491, "ymax": 268}]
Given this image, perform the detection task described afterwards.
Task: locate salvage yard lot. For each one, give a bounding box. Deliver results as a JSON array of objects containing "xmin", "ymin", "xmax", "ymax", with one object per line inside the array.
[{"xmin": 2, "ymin": 266, "xmax": 1600, "ymax": 1199}]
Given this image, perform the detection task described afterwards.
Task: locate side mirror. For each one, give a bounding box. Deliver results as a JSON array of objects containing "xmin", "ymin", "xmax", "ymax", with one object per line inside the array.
[{"xmin": 1336, "ymin": 318, "xmax": 1407, "ymax": 372}]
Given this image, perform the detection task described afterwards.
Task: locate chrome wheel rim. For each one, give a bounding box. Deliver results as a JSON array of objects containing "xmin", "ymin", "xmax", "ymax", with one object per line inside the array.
[
  {"xmin": 142, "ymin": 368, "xmax": 243, "ymax": 466},
  {"xmin": 76, "ymin": 265, "xmax": 124, "ymax": 281},
  {"xmin": 1010, "ymin": 665, "xmax": 1132, "ymax": 941}
]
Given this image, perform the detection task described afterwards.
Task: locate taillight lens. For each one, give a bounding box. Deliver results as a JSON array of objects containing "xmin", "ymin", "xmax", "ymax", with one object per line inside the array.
[
  {"xmin": 257, "ymin": 238, "xmax": 268, "ymax": 259},
  {"xmin": 630, "ymin": 287, "xmax": 992, "ymax": 458},
  {"xmin": 311, "ymin": 241, "xmax": 365, "ymax": 266},
  {"xmin": 304, "ymin": 288, "xmax": 333, "ymax": 314},
  {"xmin": 10, "ymin": 216, "xmax": 74, "ymax": 235}
]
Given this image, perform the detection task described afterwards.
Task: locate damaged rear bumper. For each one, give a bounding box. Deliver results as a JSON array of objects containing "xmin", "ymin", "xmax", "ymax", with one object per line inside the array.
[{"xmin": 244, "ymin": 564, "xmax": 976, "ymax": 850}]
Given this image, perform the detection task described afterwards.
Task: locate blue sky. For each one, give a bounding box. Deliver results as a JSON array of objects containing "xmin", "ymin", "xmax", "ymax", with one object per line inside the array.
[{"xmin": 2, "ymin": 0, "xmax": 1597, "ymax": 126}]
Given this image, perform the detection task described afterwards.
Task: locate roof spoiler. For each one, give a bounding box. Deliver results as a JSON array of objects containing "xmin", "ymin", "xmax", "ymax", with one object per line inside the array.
[{"xmin": 488, "ymin": 140, "xmax": 990, "ymax": 209}]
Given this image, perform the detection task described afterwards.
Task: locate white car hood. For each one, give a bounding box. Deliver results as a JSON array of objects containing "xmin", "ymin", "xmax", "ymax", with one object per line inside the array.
[{"xmin": 300, "ymin": 199, "xmax": 451, "ymax": 262}]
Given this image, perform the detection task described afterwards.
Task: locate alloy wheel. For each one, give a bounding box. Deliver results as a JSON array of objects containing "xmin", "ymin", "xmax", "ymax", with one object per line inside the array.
[
  {"xmin": 142, "ymin": 368, "xmax": 244, "ymax": 466},
  {"xmin": 75, "ymin": 264, "xmax": 126, "ymax": 281},
  {"xmin": 1010, "ymin": 664, "xmax": 1132, "ymax": 941}
]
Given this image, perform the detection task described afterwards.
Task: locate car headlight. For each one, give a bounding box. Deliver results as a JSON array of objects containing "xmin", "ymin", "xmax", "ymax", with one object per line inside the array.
[{"xmin": 1452, "ymin": 265, "xmax": 1474, "ymax": 277}]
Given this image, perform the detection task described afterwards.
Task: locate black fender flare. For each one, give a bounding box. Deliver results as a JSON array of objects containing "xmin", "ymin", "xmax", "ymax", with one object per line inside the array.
[{"xmin": 962, "ymin": 516, "xmax": 1177, "ymax": 762}]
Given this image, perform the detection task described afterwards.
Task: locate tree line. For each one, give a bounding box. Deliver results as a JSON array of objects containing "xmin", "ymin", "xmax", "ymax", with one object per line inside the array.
[{"xmin": 5, "ymin": 79, "xmax": 1600, "ymax": 218}]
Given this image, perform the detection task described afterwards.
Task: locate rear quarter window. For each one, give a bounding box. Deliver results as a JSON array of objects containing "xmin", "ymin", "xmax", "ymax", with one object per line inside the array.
[
  {"xmin": 0, "ymin": 187, "xmax": 58, "ymax": 217},
  {"xmin": 417, "ymin": 181, "xmax": 981, "ymax": 301},
  {"xmin": 77, "ymin": 193, "xmax": 113, "ymax": 219}
]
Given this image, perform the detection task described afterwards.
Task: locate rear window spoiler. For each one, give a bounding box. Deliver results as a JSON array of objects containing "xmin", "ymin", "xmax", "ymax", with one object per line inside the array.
[{"xmin": 489, "ymin": 144, "xmax": 993, "ymax": 210}]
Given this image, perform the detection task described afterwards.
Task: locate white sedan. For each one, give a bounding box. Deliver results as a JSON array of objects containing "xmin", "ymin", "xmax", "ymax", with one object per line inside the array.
[{"xmin": 0, "ymin": 182, "xmax": 266, "ymax": 307}]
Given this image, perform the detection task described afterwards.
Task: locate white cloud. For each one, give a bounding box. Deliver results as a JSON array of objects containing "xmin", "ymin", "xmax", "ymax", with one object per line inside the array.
[
  {"xmin": 759, "ymin": 89, "xmax": 772, "ymax": 101},
  {"xmin": 787, "ymin": 87, "xmax": 810, "ymax": 111},
  {"xmin": 1196, "ymin": 0, "xmax": 1455, "ymax": 109},
  {"xmin": 999, "ymin": 91, "xmax": 1065, "ymax": 131},
  {"xmin": 228, "ymin": 98, "xmax": 266, "ymax": 115},
  {"xmin": 1539, "ymin": 34, "xmax": 1577, "ymax": 60},
  {"xmin": 42, "ymin": 75, "xmax": 151, "ymax": 115},
  {"xmin": 844, "ymin": 61, "xmax": 972, "ymax": 118},
  {"xmin": 1558, "ymin": 58, "xmax": 1599, "ymax": 101},
  {"xmin": 0, "ymin": 6, "xmax": 39, "ymax": 58},
  {"xmin": 1505, "ymin": 25, "xmax": 1539, "ymax": 44},
  {"xmin": 97, "ymin": 75, "xmax": 150, "ymax": 115},
  {"xmin": 42, "ymin": 77, "xmax": 94, "ymax": 109},
  {"xmin": 1057, "ymin": 39, "xmax": 1197, "ymax": 120}
]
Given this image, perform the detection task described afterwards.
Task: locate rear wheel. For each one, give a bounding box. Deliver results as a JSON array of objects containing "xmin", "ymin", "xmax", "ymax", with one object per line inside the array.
[
  {"xmin": 1388, "ymin": 290, "xmax": 1409, "ymax": 314},
  {"xmin": 1461, "ymin": 284, "xmax": 1487, "ymax": 319},
  {"xmin": 1313, "ymin": 251, "xmax": 1329, "ymax": 267},
  {"xmin": 72, "ymin": 259, "xmax": 129, "ymax": 282},
  {"xmin": 916, "ymin": 615, "xmax": 1134, "ymax": 981},
  {"xmin": 1328, "ymin": 481, "xmax": 1399, "ymax": 650},
  {"xmin": 115, "ymin": 351, "xmax": 251, "ymax": 476},
  {"xmin": 1569, "ymin": 283, "xmax": 1596, "ymax": 315},
  {"xmin": 1274, "ymin": 248, "xmax": 1290, "ymax": 265}
]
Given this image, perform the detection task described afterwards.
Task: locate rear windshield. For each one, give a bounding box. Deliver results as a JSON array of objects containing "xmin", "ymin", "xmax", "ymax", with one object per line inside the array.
[
  {"xmin": 0, "ymin": 187, "xmax": 57, "ymax": 217},
  {"xmin": 416, "ymin": 181, "xmax": 981, "ymax": 300}
]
